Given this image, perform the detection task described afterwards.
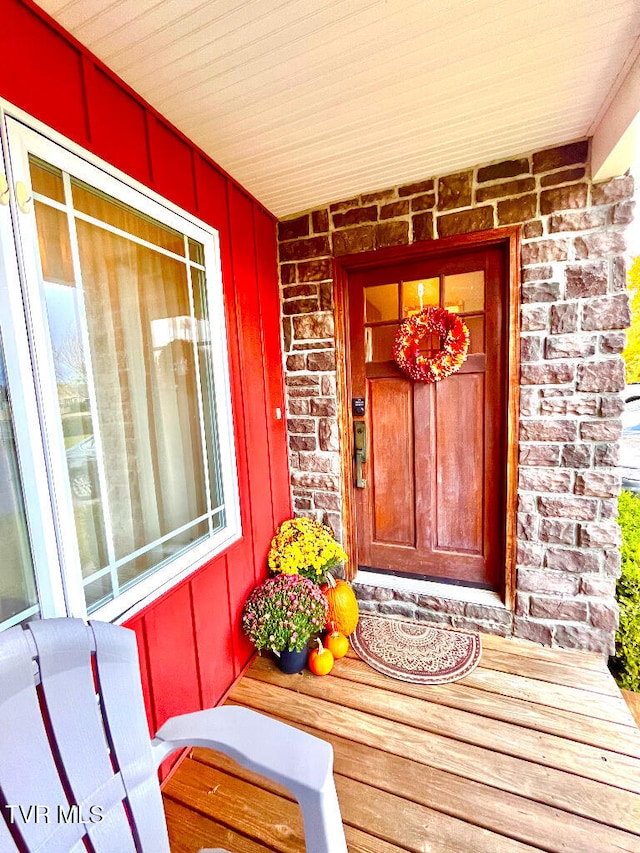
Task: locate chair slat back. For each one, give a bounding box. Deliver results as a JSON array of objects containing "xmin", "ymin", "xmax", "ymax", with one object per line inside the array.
[
  {"xmin": 0, "ymin": 619, "xmax": 170, "ymax": 853},
  {"xmin": 0, "ymin": 624, "xmax": 87, "ymax": 852},
  {"xmin": 28, "ymin": 618, "xmax": 138, "ymax": 853},
  {"xmin": 0, "ymin": 807, "xmax": 20, "ymax": 852},
  {"xmin": 90, "ymin": 619, "xmax": 170, "ymax": 852}
]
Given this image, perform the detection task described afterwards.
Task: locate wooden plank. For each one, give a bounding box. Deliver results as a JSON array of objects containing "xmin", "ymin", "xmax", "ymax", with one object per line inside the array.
[
  {"xmin": 165, "ymin": 763, "xmax": 405, "ymax": 853},
  {"xmin": 230, "ymin": 678, "xmax": 640, "ymax": 834},
  {"xmin": 332, "ymin": 655, "xmax": 640, "ymax": 758},
  {"xmin": 167, "ymin": 758, "xmax": 306, "ymax": 852},
  {"xmin": 622, "ymin": 690, "xmax": 640, "ymax": 728},
  {"xmin": 169, "ymin": 753, "xmax": 537, "ymax": 853},
  {"xmin": 479, "ymin": 633, "xmax": 609, "ymax": 673},
  {"xmin": 477, "ymin": 647, "xmax": 619, "ymax": 695},
  {"xmin": 335, "ymin": 775, "xmax": 540, "ymax": 853},
  {"xmin": 246, "ymin": 660, "xmax": 640, "ymax": 793},
  {"xmin": 344, "ymin": 827, "xmax": 409, "ymax": 853},
  {"xmin": 460, "ymin": 661, "xmax": 635, "ymax": 726},
  {"xmin": 163, "ymin": 634, "xmax": 640, "ymax": 852},
  {"xmin": 195, "ymin": 715, "xmax": 640, "ymax": 853},
  {"xmin": 164, "ymin": 794, "xmax": 273, "ymax": 853},
  {"xmin": 344, "ymin": 644, "xmax": 632, "ymax": 724}
]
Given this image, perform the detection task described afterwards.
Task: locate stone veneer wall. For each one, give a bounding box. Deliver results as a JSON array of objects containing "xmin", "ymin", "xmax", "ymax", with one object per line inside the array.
[{"xmin": 277, "ymin": 140, "xmax": 635, "ymax": 654}]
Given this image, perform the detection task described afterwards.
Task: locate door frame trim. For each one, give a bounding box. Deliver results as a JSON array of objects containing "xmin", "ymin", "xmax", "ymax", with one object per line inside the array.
[{"xmin": 334, "ymin": 226, "xmax": 521, "ymax": 609}]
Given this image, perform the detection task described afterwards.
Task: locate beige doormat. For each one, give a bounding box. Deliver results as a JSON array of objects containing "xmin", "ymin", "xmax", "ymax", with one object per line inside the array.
[{"xmin": 351, "ymin": 612, "xmax": 482, "ymax": 685}]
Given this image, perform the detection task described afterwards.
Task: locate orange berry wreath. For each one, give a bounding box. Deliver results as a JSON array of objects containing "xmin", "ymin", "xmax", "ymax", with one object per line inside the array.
[{"xmin": 393, "ymin": 306, "xmax": 470, "ymax": 383}]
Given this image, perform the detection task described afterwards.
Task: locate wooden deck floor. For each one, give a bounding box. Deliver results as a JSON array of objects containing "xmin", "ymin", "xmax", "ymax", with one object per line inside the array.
[{"xmin": 162, "ymin": 633, "xmax": 640, "ymax": 852}]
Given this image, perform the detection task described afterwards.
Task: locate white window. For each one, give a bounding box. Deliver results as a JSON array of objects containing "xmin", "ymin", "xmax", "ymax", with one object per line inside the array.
[{"xmin": 0, "ymin": 114, "xmax": 240, "ymax": 628}]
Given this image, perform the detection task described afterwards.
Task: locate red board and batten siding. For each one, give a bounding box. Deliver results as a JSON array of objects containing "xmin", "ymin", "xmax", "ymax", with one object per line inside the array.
[{"xmin": 2, "ymin": 0, "xmax": 291, "ymax": 731}]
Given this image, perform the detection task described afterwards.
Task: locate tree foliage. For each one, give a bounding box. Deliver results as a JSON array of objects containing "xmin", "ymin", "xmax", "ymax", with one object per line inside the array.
[
  {"xmin": 611, "ymin": 490, "xmax": 640, "ymax": 691},
  {"xmin": 623, "ymin": 257, "xmax": 640, "ymax": 383}
]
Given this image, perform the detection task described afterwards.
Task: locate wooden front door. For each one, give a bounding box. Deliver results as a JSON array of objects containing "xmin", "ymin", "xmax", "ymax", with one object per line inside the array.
[{"xmin": 347, "ymin": 243, "xmax": 508, "ymax": 590}]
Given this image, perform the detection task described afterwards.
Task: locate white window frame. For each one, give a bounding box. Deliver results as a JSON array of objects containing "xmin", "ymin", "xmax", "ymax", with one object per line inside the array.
[{"xmin": 0, "ymin": 103, "xmax": 241, "ymax": 626}]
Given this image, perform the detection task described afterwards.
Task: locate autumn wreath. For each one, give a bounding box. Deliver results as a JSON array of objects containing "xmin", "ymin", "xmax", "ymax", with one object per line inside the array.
[{"xmin": 393, "ymin": 306, "xmax": 470, "ymax": 383}]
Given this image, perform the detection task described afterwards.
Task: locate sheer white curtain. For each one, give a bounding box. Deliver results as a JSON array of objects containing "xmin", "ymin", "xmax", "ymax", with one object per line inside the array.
[{"xmin": 76, "ymin": 219, "xmax": 207, "ymax": 577}]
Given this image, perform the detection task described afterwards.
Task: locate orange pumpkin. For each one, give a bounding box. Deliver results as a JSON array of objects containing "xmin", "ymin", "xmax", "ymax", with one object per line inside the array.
[
  {"xmin": 321, "ymin": 576, "xmax": 359, "ymax": 636},
  {"xmin": 308, "ymin": 639, "xmax": 334, "ymax": 676},
  {"xmin": 325, "ymin": 628, "xmax": 349, "ymax": 659}
]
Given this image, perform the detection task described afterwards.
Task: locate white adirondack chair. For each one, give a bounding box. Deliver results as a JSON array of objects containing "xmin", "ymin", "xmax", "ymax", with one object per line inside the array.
[{"xmin": 0, "ymin": 618, "xmax": 348, "ymax": 853}]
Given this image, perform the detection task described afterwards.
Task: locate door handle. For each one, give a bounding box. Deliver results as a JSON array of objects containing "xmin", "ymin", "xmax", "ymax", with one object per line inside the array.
[{"xmin": 354, "ymin": 421, "xmax": 366, "ymax": 488}]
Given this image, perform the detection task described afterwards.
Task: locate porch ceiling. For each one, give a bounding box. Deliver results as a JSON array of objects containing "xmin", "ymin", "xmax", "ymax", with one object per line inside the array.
[{"xmin": 35, "ymin": 0, "xmax": 640, "ymax": 218}]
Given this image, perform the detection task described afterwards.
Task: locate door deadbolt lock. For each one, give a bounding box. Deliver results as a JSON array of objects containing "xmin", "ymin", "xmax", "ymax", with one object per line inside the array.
[{"xmin": 353, "ymin": 421, "xmax": 366, "ymax": 488}]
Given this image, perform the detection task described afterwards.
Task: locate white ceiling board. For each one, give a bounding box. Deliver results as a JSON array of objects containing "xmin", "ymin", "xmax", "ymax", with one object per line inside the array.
[{"xmin": 34, "ymin": 0, "xmax": 640, "ymax": 217}]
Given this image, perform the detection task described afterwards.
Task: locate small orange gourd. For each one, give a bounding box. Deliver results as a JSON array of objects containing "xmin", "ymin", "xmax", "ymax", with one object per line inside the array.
[
  {"xmin": 321, "ymin": 575, "xmax": 359, "ymax": 636},
  {"xmin": 308, "ymin": 638, "xmax": 334, "ymax": 676},
  {"xmin": 325, "ymin": 627, "xmax": 349, "ymax": 659}
]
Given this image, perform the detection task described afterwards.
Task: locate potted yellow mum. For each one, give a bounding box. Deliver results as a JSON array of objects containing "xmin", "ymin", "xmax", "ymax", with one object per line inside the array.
[{"xmin": 268, "ymin": 517, "xmax": 347, "ymax": 585}]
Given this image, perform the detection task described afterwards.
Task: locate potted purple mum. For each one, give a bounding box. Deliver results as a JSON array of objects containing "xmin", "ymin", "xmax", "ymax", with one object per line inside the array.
[{"xmin": 242, "ymin": 573, "xmax": 328, "ymax": 673}]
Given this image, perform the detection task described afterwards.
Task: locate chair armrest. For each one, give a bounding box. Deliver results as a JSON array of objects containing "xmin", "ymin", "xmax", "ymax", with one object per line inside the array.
[
  {"xmin": 152, "ymin": 705, "xmax": 333, "ymax": 795},
  {"xmin": 152, "ymin": 705, "xmax": 347, "ymax": 853}
]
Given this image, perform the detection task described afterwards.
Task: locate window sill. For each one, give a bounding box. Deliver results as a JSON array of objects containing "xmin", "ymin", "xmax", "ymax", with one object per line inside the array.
[{"xmin": 102, "ymin": 527, "xmax": 243, "ymax": 625}]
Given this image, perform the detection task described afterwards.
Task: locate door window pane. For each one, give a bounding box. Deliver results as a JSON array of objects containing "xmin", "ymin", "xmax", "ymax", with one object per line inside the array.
[
  {"xmin": 365, "ymin": 283, "xmax": 398, "ymax": 322},
  {"xmin": 0, "ymin": 334, "xmax": 39, "ymax": 629},
  {"xmin": 365, "ymin": 324, "xmax": 398, "ymax": 363},
  {"xmin": 465, "ymin": 316, "xmax": 485, "ymax": 354},
  {"xmin": 443, "ymin": 270, "xmax": 485, "ymax": 313},
  {"xmin": 402, "ymin": 278, "xmax": 439, "ymax": 317}
]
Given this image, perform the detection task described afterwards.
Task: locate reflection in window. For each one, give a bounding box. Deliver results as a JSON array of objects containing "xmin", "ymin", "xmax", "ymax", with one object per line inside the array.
[
  {"xmin": 0, "ymin": 334, "xmax": 38, "ymax": 629},
  {"xmin": 30, "ymin": 158, "xmax": 65, "ymax": 203},
  {"xmin": 365, "ymin": 283, "xmax": 398, "ymax": 322},
  {"xmin": 44, "ymin": 281, "xmax": 108, "ymax": 600},
  {"xmin": 72, "ymin": 179, "xmax": 186, "ymax": 256},
  {"xmin": 34, "ymin": 202, "xmax": 75, "ymax": 286},
  {"xmin": 465, "ymin": 316, "xmax": 485, "ymax": 354},
  {"xmin": 402, "ymin": 278, "xmax": 439, "ymax": 317},
  {"xmin": 444, "ymin": 271, "xmax": 485, "ymax": 313},
  {"xmin": 365, "ymin": 324, "xmax": 399, "ymax": 363}
]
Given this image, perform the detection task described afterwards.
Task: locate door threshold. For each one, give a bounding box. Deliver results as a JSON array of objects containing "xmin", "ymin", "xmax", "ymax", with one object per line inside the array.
[{"xmin": 354, "ymin": 569, "xmax": 506, "ymax": 609}]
